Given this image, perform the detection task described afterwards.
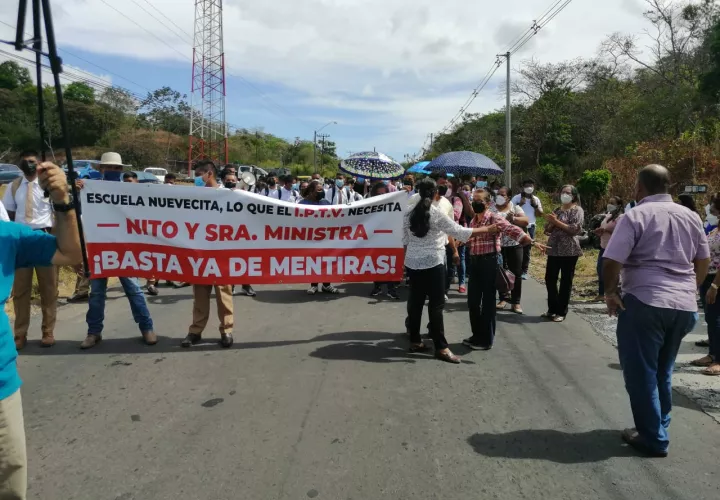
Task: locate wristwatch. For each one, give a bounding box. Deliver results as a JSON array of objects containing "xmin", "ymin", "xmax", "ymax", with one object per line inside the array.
[
  {"xmin": 711, "ymin": 283, "xmax": 719, "ymax": 291},
  {"xmin": 52, "ymin": 193, "xmax": 75, "ymax": 213}
]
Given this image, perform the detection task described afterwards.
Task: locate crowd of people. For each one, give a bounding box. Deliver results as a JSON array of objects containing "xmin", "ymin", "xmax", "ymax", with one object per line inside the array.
[{"xmin": 0, "ymin": 151, "xmax": 718, "ymax": 498}]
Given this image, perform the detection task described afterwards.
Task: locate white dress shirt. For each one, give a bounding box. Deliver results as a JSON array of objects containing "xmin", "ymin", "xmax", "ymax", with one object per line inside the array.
[
  {"xmin": 276, "ymin": 187, "xmax": 299, "ymax": 202},
  {"xmin": 403, "ymin": 206, "xmax": 473, "ymax": 270},
  {"xmin": 0, "ymin": 202, "xmax": 8, "ymax": 222},
  {"xmin": 324, "ymin": 185, "xmax": 352, "ymax": 205},
  {"xmin": 1, "ymin": 177, "xmax": 54, "ymax": 229},
  {"xmin": 511, "ymin": 194, "xmax": 543, "ymax": 226}
]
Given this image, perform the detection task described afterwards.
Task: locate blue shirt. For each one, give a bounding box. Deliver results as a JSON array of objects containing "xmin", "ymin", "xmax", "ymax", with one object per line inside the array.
[
  {"xmin": 0, "ymin": 221, "xmax": 57, "ymax": 400},
  {"xmin": 298, "ymin": 198, "xmax": 331, "ymax": 205}
]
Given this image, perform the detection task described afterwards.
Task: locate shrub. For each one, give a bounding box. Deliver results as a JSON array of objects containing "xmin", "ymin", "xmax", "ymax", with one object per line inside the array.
[{"xmin": 538, "ymin": 164, "xmax": 564, "ymax": 190}]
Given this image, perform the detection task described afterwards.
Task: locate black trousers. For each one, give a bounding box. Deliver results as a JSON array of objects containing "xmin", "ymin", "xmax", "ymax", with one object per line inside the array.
[
  {"xmin": 545, "ymin": 256, "xmax": 579, "ymax": 316},
  {"xmin": 445, "ymin": 244, "xmax": 454, "ymax": 291},
  {"xmin": 500, "ymin": 246, "xmax": 523, "ymax": 304},
  {"xmin": 521, "ymin": 225, "xmax": 536, "ymax": 274},
  {"xmin": 406, "ymin": 264, "xmax": 448, "ymax": 350},
  {"xmin": 467, "ymin": 254, "xmax": 498, "ymax": 347}
]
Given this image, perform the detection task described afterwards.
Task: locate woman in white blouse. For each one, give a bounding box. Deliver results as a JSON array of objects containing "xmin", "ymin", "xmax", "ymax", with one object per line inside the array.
[{"xmin": 403, "ymin": 178, "xmax": 497, "ymax": 364}]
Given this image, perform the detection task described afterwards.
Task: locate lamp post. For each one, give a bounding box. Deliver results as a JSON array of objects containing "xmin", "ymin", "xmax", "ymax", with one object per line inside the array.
[{"xmin": 314, "ymin": 121, "xmax": 337, "ymax": 174}]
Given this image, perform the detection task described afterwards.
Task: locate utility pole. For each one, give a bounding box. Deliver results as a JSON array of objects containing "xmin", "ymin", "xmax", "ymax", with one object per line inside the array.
[
  {"xmin": 313, "ymin": 130, "xmax": 317, "ymax": 173},
  {"xmin": 318, "ymin": 133, "xmax": 329, "ymax": 172},
  {"xmin": 255, "ymin": 131, "xmax": 259, "ymax": 164},
  {"xmin": 499, "ymin": 51, "xmax": 512, "ymax": 188}
]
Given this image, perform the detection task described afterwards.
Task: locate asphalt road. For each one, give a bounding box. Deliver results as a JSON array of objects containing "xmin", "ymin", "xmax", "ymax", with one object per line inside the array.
[{"xmin": 16, "ymin": 280, "xmax": 720, "ymax": 500}]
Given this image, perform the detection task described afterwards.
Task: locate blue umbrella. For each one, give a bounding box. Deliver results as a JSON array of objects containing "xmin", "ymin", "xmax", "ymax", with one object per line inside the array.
[
  {"xmin": 426, "ymin": 151, "xmax": 503, "ymax": 177},
  {"xmin": 340, "ymin": 151, "xmax": 405, "ymax": 180},
  {"xmin": 407, "ymin": 161, "xmax": 431, "ymax": 174}
]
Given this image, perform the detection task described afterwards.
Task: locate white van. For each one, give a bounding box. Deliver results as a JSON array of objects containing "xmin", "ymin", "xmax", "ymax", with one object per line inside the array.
[{"xmin": 144, "ymin": 167, "xmax": 168, "ymax": 183}]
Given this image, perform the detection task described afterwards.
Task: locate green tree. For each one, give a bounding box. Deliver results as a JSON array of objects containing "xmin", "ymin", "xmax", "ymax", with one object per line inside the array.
[
  {"xmin": 0, "ymin": 61, "xmax": 31, "ymax": 90},
  {"xmin": 64, "ymin": 82, "xmax": 95, "ymax": 103}
]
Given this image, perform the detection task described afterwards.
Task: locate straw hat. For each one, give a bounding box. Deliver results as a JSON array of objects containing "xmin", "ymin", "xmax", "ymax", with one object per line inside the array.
[{"xmin": 99, "ymin": 152, "xmax": 129, "ymax": 167}]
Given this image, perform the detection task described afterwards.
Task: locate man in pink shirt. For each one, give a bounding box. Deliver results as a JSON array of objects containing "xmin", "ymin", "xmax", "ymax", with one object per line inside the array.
[{"xmin": 603, "ymin": 164, "xmax": 710, "ymax": 457}]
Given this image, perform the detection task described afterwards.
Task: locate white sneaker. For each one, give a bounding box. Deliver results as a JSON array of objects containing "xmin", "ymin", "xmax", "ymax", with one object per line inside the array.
[{"xmin": 307, "ymin": 285, "xmax": 319, "ymax": 295}]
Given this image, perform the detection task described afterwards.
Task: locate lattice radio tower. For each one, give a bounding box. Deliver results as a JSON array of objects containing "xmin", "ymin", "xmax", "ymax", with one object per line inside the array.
[{"xmin": 188, "ymin": 0, "xmax": 228, "ymax": 174}]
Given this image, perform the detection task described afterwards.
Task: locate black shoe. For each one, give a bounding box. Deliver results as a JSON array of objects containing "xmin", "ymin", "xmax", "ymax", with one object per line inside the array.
[
  {"xmin": 370, "ymin": 286, "xmax": 382, "ymax": 296},
  {"xmin": 68, "ymin": 293, "xmax": 89, "ymax": 303},
  {"xmin": 387, "ymin": 288, "xmax": 400, "ymax": 300},
  {"xmin": 220, "ymin": 333, "xmax": 234, "ymax": 348},
  {"xmin": 241, "ymin": 285, "xmax": 256, "ymax": 297},
  {"xmin": 462, "ymin": 337, "xmax": 492, "ymax": 351},
  {"xmin": 181, "ymin": 333, "xmax": 202, "ymax": 348}
]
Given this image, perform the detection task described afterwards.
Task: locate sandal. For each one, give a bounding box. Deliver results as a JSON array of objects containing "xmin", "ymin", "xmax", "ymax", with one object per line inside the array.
[
  {"xmin": 541, "ymin": 312, "xmax": 556, "ymax": 319},
  {"xmin": 512, "ymin": 304, "xmax": 523, "ymax": 315},
  {"xmin": 435, "ymin": 349, "xmax": 461, "ymax": 364},
  {"xmin": 690, "ymin": 355, "xmax": 714, "ymax": 367},
  {"xmin": 409, "ymin": 342, "xmax": 428, "ymax": 353},
  {"xmin": 702, "ymin": 363, "xmax": 720, "ymax": 376},
  {"xmin": 496, "ymin": 301, "xmax": 508, "ymax": 310},
  {"xmin": 552, "ymin": 315, "xmax": 565, "ymax": 322}
]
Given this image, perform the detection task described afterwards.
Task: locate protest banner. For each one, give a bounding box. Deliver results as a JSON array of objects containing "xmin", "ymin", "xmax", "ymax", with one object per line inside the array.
[{"xmin": 80, "ymin": 181, "xmax": 406, "ymax": 285}]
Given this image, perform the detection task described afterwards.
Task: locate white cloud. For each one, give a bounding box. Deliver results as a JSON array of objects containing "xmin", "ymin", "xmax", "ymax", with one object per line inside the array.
[{"xmin": 0, "ymin": 0, "xmax": 659, "ymax": 157}]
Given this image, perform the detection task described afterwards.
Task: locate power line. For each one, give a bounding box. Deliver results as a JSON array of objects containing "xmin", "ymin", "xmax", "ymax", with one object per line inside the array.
[
  {"xmin": 140, "ymin": 0, "xmax": 193, "ymax": 39},
  {"xmin": 419, "ymin": 0, "xmax": 574, "ymax": 156},
  {"xmin": 129, "ymin": 0, "xmax": 191, "ymax": 46}
]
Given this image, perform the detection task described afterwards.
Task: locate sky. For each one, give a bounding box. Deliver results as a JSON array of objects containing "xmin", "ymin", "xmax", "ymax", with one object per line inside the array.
[{"xmin": 0, "ymin": 0, "xmax": 655, "ymax": 161}]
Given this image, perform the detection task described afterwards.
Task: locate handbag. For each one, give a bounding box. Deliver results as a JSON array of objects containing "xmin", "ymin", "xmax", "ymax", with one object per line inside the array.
[{"xmin": 496, "ymin": 266, "xmax": 516, "ymax": 295}]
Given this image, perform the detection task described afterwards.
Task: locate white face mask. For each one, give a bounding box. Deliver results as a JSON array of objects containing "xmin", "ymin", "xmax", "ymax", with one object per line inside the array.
[
  {"xmin": 708, "ymin": 214, "xmax": 719, "ymax": 226},
  {"xmin": 524, "ymin": 187, "xmax": 534, "ymax": 194},
  {"xmin": 560, "ymin": 193, "xmax": 573, "ymax": 205},
  {"xmin": 495, "ymin": 195, "xmax": 507, "ymax": 206},
  {"xmin": 607, "ymin": 204, "xmax": 617, "ymax": 213}
]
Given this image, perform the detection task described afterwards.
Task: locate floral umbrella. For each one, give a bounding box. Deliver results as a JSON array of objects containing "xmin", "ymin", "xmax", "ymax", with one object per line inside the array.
[{"xmin": 340, "ymin": 151, "xmax": 405, "ymax": 180}]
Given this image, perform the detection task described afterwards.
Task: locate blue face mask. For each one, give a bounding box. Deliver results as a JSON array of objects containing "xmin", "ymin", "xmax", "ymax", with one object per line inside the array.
[
  {"xmin": 102, "ymin": 170, "xmax": 122, "ymax": 182},
  {"xmin": 292, "ymin": 183, "xmax": 299, "ymax": 191},
  {"xmin": 477, "ymin": 180, "xmax": 487, "ymax": 188},
  {"xmin": 335, "ymin": 179, "xmax": 344, "ymax": 188},
  {"xmin": 194, "ymin": 177, "xmax": 205, "ymax": 187}
]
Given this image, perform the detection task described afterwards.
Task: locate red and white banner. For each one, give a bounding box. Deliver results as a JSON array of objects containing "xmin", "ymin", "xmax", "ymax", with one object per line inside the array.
[{"xmin": 81, "ymin": 181, "xmax": 406, "ymax": 285}]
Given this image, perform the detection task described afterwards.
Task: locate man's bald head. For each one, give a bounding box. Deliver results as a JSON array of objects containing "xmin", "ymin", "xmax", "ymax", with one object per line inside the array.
[{"xmin": 637, "ymin": 164, "xmax": 670, "ymax": 198}]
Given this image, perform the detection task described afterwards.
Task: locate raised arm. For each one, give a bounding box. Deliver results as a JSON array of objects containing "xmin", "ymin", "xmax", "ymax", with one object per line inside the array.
[{"xmin": 40, "ymin": 163, "xmax": 83, "ymax": 266}]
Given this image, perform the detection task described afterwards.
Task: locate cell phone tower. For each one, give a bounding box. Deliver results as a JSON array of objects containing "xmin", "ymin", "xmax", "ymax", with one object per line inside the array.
[{"xmin": 188, "ymin": 0, "xmax": 228, "ymax": 175}]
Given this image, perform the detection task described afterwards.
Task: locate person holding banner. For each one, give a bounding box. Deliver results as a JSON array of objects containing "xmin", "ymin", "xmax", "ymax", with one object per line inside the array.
[
  {"xmin": 300, "ymin": 181, "xmax": 340, "ymax": 295},
  {"xmin": 220, "ymin": 167, "xmax": 257, "ymax": 298},
  {"xmin": 78, "ymin": 152, "xmax": 158, "ymax": 349},
  {"xmin": 0, "ymin": 162, "xmax": 82, "ymax": 499},
  {"xmin": 404, "ymin": 178, "xmax": 496, "ymax": 364},
  {"xmin": 182, "ymin": 160, "xmax": 235, "ymax": 348}
]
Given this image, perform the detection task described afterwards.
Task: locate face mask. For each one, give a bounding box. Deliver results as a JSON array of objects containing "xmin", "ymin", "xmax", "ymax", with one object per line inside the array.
[
  {"xmin": 103, "ymin": 170, "xmax": 123, "ymax": 182},
  {"xmin": 477, "ymin": 181, "xmax": 487, "ymax": 188},
  {"xmin": 315, "ymin": 191, "xmax": 325, "ymax": 201},
  {"xmin": 495, "ymin": 195, "xmax": 507, "ymax": 206},
  {"xmin": 708, "ymin": 215, "xmax": 719, "ymax": 226},
  {"xmin": 194, "ymin": 177, "xmax": 205, "ymax": 187},
  {"xmin": 560, "ymin": 193, "xmax": 573, "ymax": 204},
  {"xmin": 607, "ymin": 204, "xmax": 617, "ymax": 213},
  {"xmin": 20, "ymin": 159, "xmax": 37, "ymax": 176},
  {"xmin": 224, "ymin": 181, "xmax": 237, "ymax": 189},
  {"xmin": 336, "ymin": 179, "xmax": 344, "ymax": 188},
  {"xmin": 524, "ymin": 186, "xmax": 534, "ymax": 194},
  {"xmin": 472, "ymin": 201, "xmax": 486, "ymax": 213},
  {"xmin": 492, "ymin": 189, "xmax": 499, "ymax": 195},
  {"xmin": 292, "ymin": 183, "xmax": 299, "ymax": 191}
]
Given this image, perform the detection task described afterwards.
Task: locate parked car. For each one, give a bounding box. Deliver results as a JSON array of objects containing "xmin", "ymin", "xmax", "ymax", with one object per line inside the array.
[
  {"xmin": 132, "ymin": 171, "xmax": 161, "ymax": 184},
  {"xmin": 62, "ymin": 160, "xmax": 102, "ymax": 180},
  {"xmin": 144, "ymin": 167, "xmax": 167, "ymax": 183},
  {"xmin": 0, "ymin": 164, "xmax": 22, "ymax": 185}
]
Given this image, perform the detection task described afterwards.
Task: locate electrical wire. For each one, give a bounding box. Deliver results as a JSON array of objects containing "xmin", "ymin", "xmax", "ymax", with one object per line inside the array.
[
  {"xmin": 420, "ymin": 0, "xmax": 575, "ymax": 155},
  {"xmin": 139, "ymin": 0, "xmax": 194, "ymax": 40}
]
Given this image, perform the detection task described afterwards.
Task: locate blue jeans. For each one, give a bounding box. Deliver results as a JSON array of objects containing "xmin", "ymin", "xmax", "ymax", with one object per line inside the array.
[
  {"xmin": 87, "ymin": 277, "xmax": 154, "ymax": 335},
  {"xmin": 617, "ymin": 294, "xmax": 698, "ymax": 453},
  {"xmin": 456, "ymin": 245, "xmax": 467, "ymax": 286},
  {"xmin": 700, "ymin": 274, "xmax": 720, "ymax": 360},
  {"xmin": 596, "ymin": 248, "xmax": 605, "ymax": 296}
]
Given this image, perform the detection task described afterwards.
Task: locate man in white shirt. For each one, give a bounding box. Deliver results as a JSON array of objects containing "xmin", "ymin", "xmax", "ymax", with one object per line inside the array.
[
  {"xmin": 344, "ymin": 178, "xmax": 364, "ymax": 203},
  {"xmin": 1, "ymin": 150, "xmax": 58, "ymax": 349},
  {"xmin": 325, "ymin": 173, "xmax": 352, "ymax": 204},
  {"xmin": 258, "ymin": 176, "xmax": 279, "ymax": 198},
  {"xmin": 276, "ymin": 175, "xmax": 300, "ymax": 202},
  {"xmin": 511, "ymin": 178, "xmax": 544, "ymax": 280}
]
